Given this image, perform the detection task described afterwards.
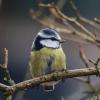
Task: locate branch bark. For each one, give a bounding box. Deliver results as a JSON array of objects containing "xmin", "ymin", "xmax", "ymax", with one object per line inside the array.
[
  {"xmin": 0, "ymin": 48, "xmax": 15, "ymax": 100},
  {"xmin": 0, "ymin": 66, "xmax": 99, "ymax": 95},
  {"xmin": 31, "ymin": 3, "xmax": 100, "ymax": 48}
]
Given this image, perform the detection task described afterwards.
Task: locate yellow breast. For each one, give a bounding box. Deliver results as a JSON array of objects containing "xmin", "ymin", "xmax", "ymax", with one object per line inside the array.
[{"xmin": 29, "ymin": 47, "xmax": 66, "ymax": 77}]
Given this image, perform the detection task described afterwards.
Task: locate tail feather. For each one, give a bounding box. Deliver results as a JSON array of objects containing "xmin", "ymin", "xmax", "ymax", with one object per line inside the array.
[
  {"xmin": 42, "ymin": 84, "xmax": 55, "ymax": 92},
  {"xmin": 41, "ymin": 81, "xmax": 59, "ymax": 92}
]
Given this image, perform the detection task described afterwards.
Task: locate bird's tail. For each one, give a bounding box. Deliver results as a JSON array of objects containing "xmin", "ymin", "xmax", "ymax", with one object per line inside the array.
[
  {"xmin": 42, "ymin": 83, "xmax": 55, "ymax": 92},
  {"xmin": 41, "ymin": 81, "xmax": 59, "ymax": 92}
]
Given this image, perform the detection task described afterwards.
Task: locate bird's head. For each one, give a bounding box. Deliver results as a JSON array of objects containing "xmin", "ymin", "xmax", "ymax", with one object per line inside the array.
[{"xmin": 32, "ymin": 28, "xmax": 65, "ymax": 51}]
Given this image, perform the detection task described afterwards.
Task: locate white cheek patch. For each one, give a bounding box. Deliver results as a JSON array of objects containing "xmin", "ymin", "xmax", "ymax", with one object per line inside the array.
[{"xmin": 40, "ymin": 39, "xmax": 60, "ymax": 48}]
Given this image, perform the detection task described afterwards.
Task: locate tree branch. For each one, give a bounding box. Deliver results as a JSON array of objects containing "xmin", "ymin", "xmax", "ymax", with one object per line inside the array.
[
  {"xmin": 1, "ymin": 2, "xmax": 100, "ymax": 100},
  {"xmin": 94, "ymin": 18, "xmax": 100, "ymax": 24},
  {"xmin": 0, "ymin": 48, "xmax": 15, "ymax": 100},
  {"xmin": 69, "ymin": 0, "xmax": 100, "ymax": 31},
  {"xmin": 31, "ymin": 3, "xmax": 100, "ymax": 48},
  {"xmin": 0, "ymin": 66, "xmax": 99, "ymax": 95},
  {"xmin": 39, "ymin": 3, "xmax": 96, "ymax": 39}
]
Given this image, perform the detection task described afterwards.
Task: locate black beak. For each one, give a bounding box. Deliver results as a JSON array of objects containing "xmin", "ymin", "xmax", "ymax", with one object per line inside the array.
[{"xmin": 60, "ymin": 39, "xmax": 66, "ymax": 43}]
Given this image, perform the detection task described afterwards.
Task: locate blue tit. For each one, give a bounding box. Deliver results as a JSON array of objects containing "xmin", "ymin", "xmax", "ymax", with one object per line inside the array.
[{"xmin": 29, "ymin": 28, "xmax": 67, "ymax": 91}]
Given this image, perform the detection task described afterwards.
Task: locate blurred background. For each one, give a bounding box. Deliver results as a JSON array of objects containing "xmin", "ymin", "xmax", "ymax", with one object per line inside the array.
[{"xmin": 0, "ymin": 0, "xmax": 100, "ymax": 100}]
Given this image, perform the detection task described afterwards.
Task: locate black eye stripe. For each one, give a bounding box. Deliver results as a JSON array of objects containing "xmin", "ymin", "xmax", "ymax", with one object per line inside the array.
[
  {"xmin": 40, "ymin": 37, "xmax": 59, "ymax": 41},
  {"xmin": 32, "ymin": 35, "xmax": 60, "ymax": 51},
  {"xmin": 50, "ymin": 37, "xmax": 57, "ymax": 40}
]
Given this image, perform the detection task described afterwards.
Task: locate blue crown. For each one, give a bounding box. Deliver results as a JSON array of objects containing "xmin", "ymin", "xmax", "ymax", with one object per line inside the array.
[{"xmin": 41, "ymin": 28, "xmax": 57, "ymax": 37}]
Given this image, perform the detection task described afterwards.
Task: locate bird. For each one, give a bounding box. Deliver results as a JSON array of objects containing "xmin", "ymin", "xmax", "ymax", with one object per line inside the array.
[{"xmin": 29, "ymin": 28, "xmax": 67, "ymax": 91}]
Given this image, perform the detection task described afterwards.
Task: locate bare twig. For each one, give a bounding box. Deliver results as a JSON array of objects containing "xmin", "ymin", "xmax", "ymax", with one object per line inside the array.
[
  {"xmin": 69, "ymin": 0, "xmax": 99, "ymax": 38},
  {"xmin": 0, "ymin": 2, "xmax": 100, "ymax": 100},
  {"xmin": 69, "ymin": 0, "xmax": 80, "ymax": 18},
  {"xmin": 79, "ymin": 45, "xmax": 91, "ymax": 83},
  {"xmin": 31, "ymin": 11, "xmax": 94, "ymax": 44},
  {"xmin": 39, "ymin": 3, "xmax": 96, "ymax": 39},
  {"xmin": 1, "ymin": 48, "xmax": 15, "ymax": 85},
  {"xmin": 94, "ymin": 18, "xmax": 100, "ymax": 24},
  {"xmin": 79, "ymin": 45, "xmax": 90, "ymax": 68},
  {"xmin": 0, "ymin": 48, "xmax": 15, "ymax": 100},
  {"xmin": 88, "ymin": 58, "xmax": 100, "ymax": 70},
  {"xmin": 95, "ymin": 58, "xmax": 100, "ymax": 67},
  {"xmin": 4, "ymin": 48, "xmax": 8, "ymax": 68},
  {"xmin": 35, "ymin": 3, "xmax": 100, "ymax": 48},
  {"xmin": 0, "ymin": 66, "xmax": 99, "ymax": 97},
  {"xmin": 79, "ymin": 45, "xmax": 100, "ymax": 96},
  {"xmin": 89, "ymin": 57, "xmax": 100, "ymax": 77},
  {"xmin": 69, "ymin": 0, "xmax": 100, "ymax": 31}
]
